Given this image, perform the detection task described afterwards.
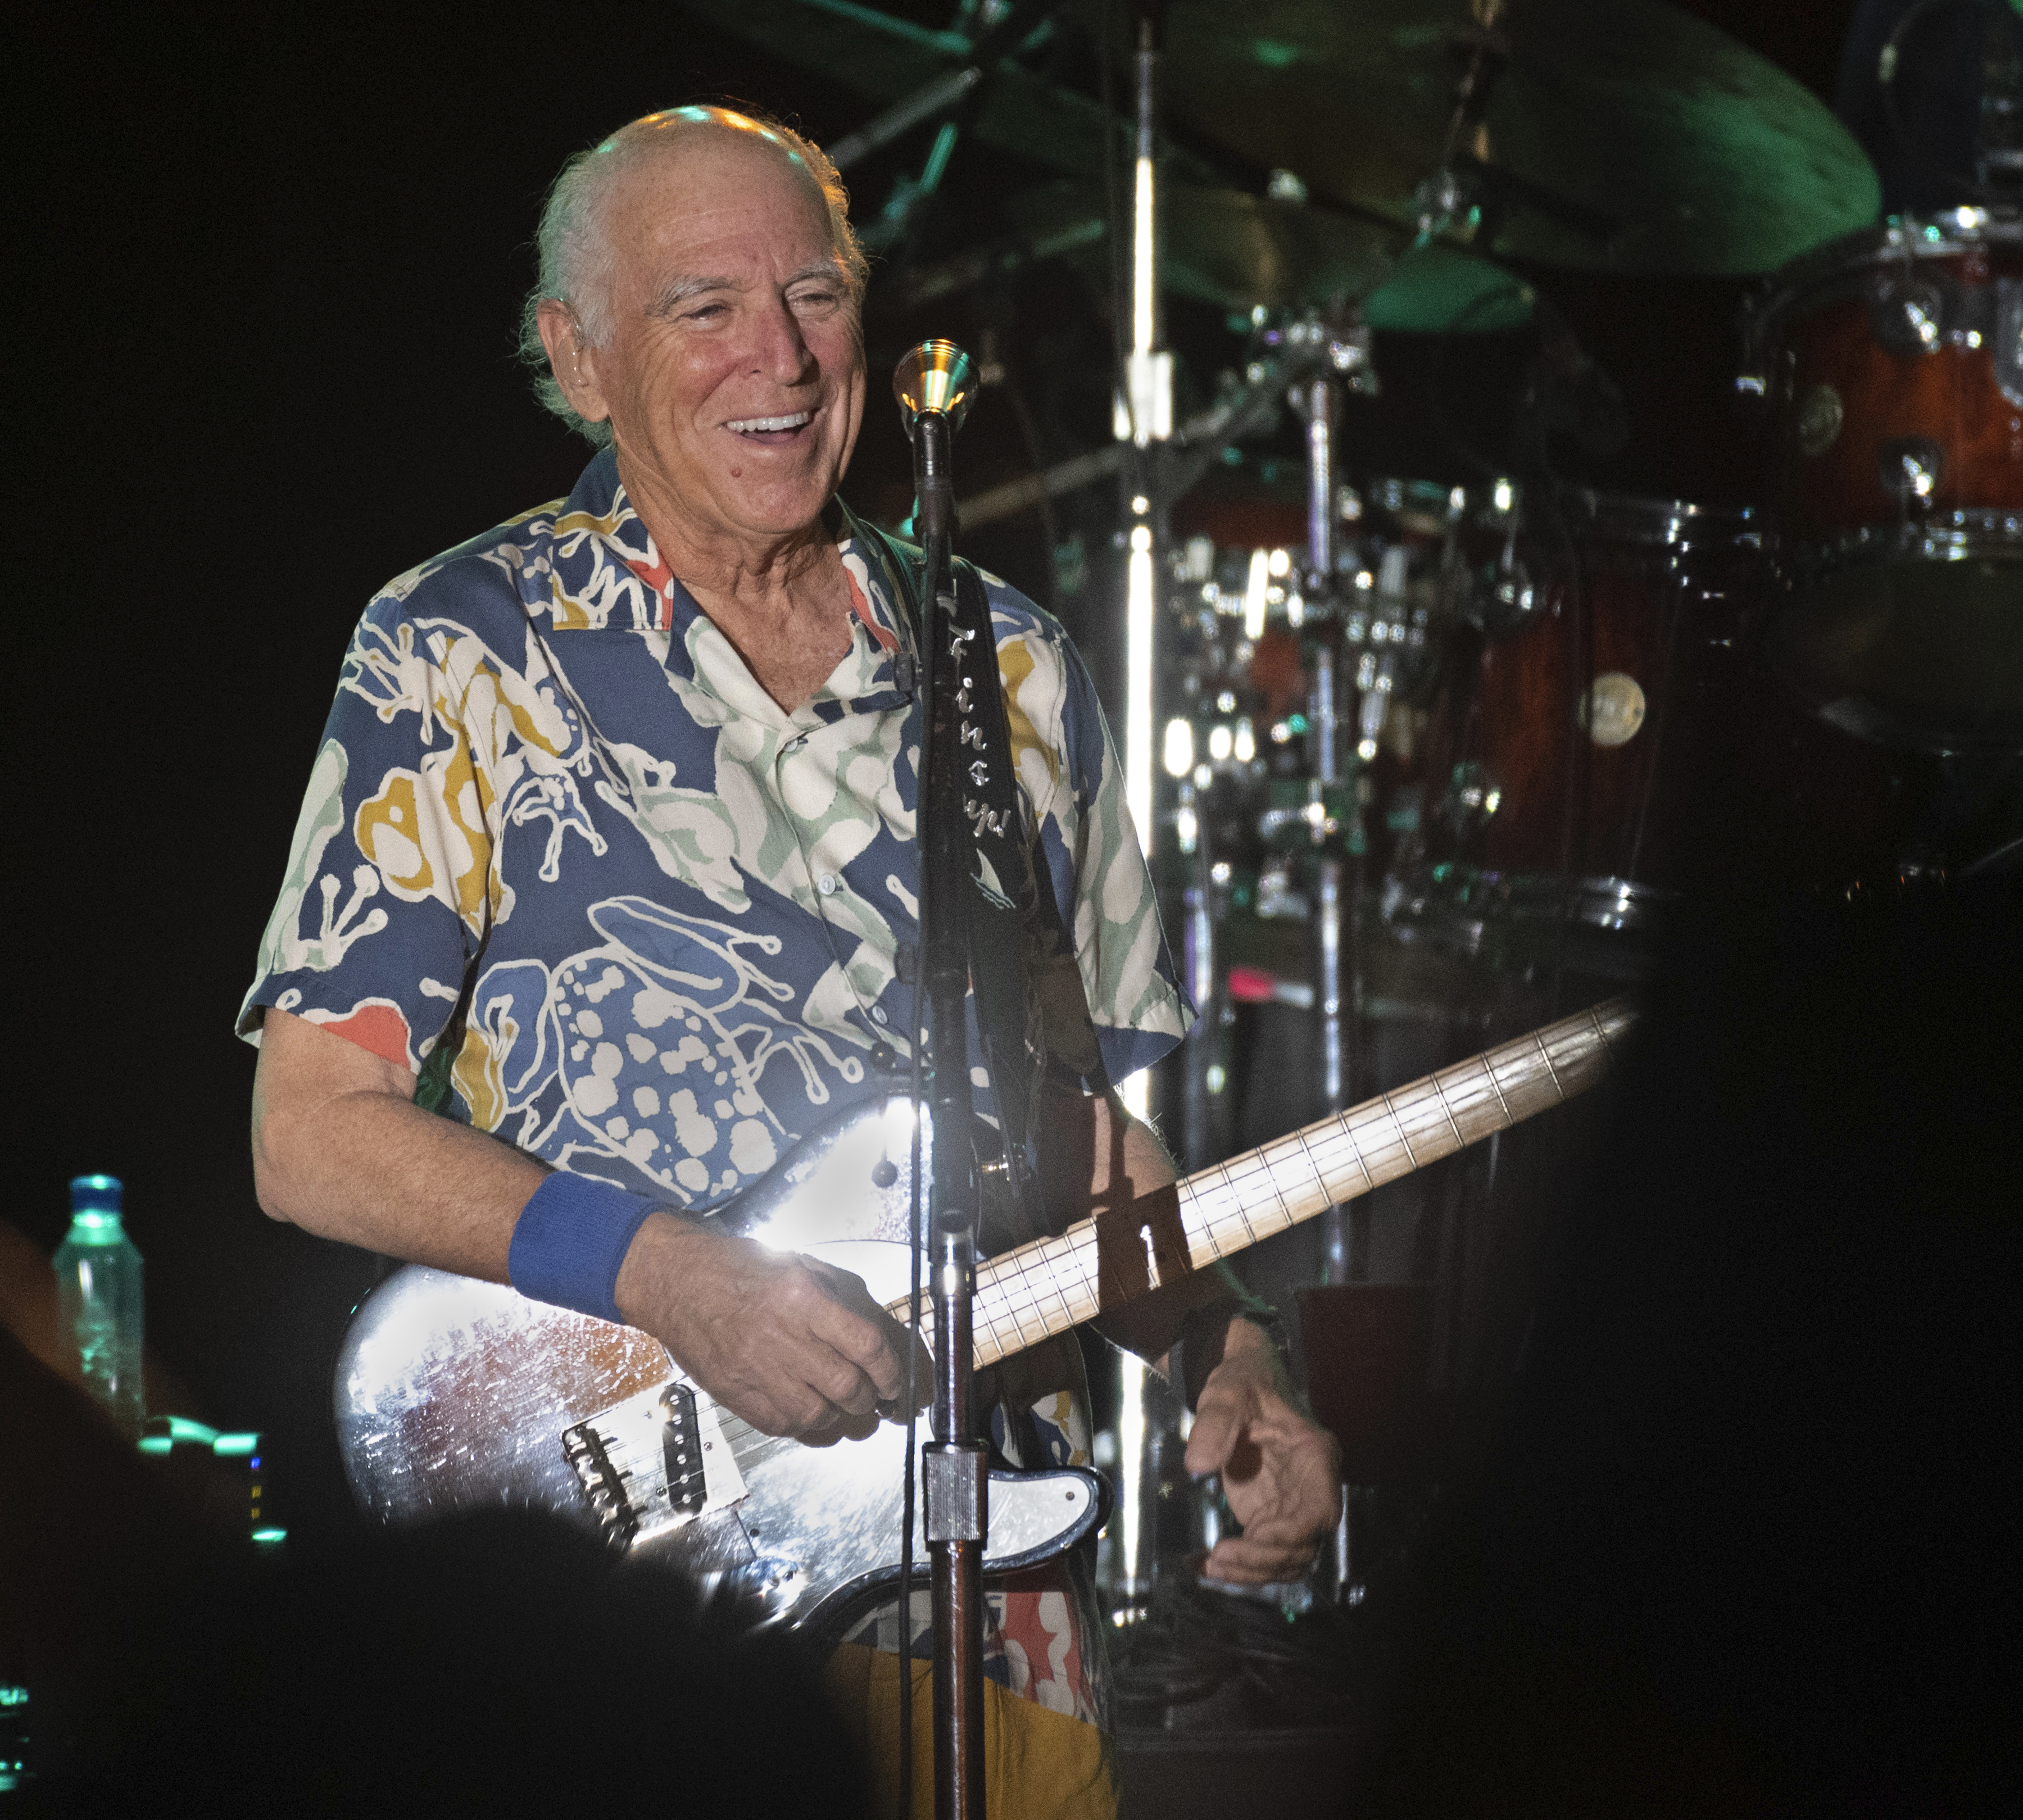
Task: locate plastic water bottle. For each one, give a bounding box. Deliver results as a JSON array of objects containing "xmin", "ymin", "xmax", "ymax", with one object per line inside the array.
[{"xmin": 53, "ymin": 1174, "xmax": 146, "ymax": 1438}]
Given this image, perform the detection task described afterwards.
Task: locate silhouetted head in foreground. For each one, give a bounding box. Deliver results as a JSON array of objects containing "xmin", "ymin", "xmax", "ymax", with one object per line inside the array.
[{"xmin": 54, "ymin": 1509, "xmax": 866, "ymax": 1817}]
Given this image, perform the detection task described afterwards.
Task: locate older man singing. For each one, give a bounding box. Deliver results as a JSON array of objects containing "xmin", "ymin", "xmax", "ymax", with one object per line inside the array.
[{"xmin": 243, "ymin": 107, "xmax": 1338, "ymax": 1816}]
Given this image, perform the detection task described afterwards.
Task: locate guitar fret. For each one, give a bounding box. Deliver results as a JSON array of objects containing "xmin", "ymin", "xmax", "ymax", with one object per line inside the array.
[
  {"xmin": 1190, "ymin": 1165, "xmax": 1246, "ymax": 1257},
  {"xmin": 1477, "ymin": 1050, "xmax": 1516, "ymax": 1127},
  {"xmin": 1287, "ymin": 1126, "xmax": 1335, "ymax": 1210},
  {"xmin": 1381, "ymin": 1092, "xmax": 1419, "ymax": 1168},
  {"xmin": 1028, "ymin": 1245, "xmax": 1081, "ymax": 1328},
  {"xmin": 1317, "ymin": 1118, "xmax": 1378, "ymax": 1194},
  {"xmin": 1532, "ymin": 1029, "xmax": 1565, "ymax": 1099},
  {"xmin": 1024, "ymin": 1240, "xmax": 1081, "ymax": 1327},
  {"xmin": 1240, "ymin": 1149, "xmax": 1296, "ymax": 1227},
  {"xmin": 1441, "ymin": 1058, "xmax": 1503, "ymax": 1136},
  {"xmin": 1425, "ymin": 1070, "xmax": 1468, "ymax": 1150}
]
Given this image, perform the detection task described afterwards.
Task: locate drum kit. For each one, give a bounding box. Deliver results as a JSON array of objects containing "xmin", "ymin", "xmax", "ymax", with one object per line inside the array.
[{"xmin": 687, "ymin": 0, "xmax": 2023, "ymax": 1622}]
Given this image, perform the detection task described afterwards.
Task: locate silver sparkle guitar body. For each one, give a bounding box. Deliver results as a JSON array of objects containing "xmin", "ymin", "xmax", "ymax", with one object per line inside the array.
[{"xmin": 334, "ymin": 1095, "xmax": 1103, "ymax": 1636}]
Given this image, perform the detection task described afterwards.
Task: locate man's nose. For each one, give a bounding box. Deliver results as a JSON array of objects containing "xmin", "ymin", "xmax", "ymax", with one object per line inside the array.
[{"xmin": 748, "ymin": 296, "xmax": 816, "ymax": 383}]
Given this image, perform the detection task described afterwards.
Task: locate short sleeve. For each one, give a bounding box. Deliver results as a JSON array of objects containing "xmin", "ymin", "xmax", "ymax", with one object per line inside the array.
[
  {"xmin": 237, "ymin": 594, "xmax": 493, "ymax": 1074},
  {"xmin": 995, "ymin": 586, "xmax": 1192, "ymax": 1087}
]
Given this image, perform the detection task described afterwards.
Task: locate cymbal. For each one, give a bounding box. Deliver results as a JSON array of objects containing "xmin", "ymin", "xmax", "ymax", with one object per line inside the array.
[
  {"xmin": 1359, "ymin": 240, "xmax": 1535, "ymax": 332},
  {"xmin": 1112, "ymin": 0, "xmax": 1881, "ymax": 276},
  {"xmin": 1004, "ymin": 183, "xmax": 1398, "ymax": 311}
]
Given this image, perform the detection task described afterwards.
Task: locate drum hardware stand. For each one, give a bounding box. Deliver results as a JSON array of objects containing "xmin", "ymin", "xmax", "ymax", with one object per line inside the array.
[
  {"xmin": 825, "ymin": 0, "xmax": 1069, "ymax": 173},
  {"xmin": 1175, "ymin": 779, "xmax": 1227, "ymax": 1173},
  {"xmin": 894, "ymin": 341, "xmax": 988, "ymax": 1820},
  {"xmin": 1874, "ymin": 0, "xmax": 2023, "ymax": 207},
  {"xmin": 1292, "ymin": 366, "xmax": 1370, "ymax": 1282}
]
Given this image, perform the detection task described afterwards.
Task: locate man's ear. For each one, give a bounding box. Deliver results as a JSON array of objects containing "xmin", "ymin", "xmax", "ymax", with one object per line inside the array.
[{"xmin": 536, "ymin": 299, "xmax": 611, "ymax": 429}]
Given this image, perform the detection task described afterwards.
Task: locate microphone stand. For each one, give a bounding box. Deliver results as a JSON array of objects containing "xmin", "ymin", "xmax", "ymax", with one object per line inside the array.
[{"xmin": 894, "ymin": 341, "xmax": 988, "ymax": 1820}]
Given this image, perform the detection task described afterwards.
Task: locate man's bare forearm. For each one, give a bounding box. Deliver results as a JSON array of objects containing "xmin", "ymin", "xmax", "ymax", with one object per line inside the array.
[
  {"xmin": 250, "ymin": 1006, "xmax": 548, "ymax": 1280},
  {"xmin": 251, "ymin": 1008, "xmax": 914, "ymax": 1440}
]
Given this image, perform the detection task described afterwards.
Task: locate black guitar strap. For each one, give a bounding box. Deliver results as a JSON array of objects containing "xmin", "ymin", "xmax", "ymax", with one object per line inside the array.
[{"xmin": 855, "ymin": 516, "xmax": 1112, "ymax": 1245}]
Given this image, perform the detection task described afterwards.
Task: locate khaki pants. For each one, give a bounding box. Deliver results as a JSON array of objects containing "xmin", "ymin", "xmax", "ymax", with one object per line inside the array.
[{"xmin": 825, "ymin": 1642, "xmax": 1117, "ymax": 1820}]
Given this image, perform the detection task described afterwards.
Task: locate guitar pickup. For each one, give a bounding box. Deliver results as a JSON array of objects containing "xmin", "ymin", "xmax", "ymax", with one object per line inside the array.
[
  {"xmin": 659, "ymin": 1384, "xmax": 708, "ymax": 1516},
  {"xmin": 561, "ymin": 1381, "xmax": 743, "ymax": 1550}
]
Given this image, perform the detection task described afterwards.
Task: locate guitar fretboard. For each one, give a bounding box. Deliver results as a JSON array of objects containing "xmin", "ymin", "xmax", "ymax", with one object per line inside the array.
[{"xmin": 897, "ymin": 996, "xmax": 1633, "ymax": 1371}]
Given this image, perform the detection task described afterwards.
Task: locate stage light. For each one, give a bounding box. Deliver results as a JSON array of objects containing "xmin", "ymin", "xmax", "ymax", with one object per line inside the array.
[{"xmin": 1243, "ymin": 548, "xmax": 1269, "ymax": 639}]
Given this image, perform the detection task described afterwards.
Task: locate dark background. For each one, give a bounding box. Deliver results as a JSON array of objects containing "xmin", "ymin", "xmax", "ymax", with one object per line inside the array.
[{"xmin": 11, "ymin": 0, "xmax": 1859, "ymax": 1543}]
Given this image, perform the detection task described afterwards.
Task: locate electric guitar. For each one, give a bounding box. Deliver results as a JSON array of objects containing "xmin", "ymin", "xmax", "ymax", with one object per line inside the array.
[{"xmin": 334, "ymin": 997, "xmax": 1632, "ymax": 1633}]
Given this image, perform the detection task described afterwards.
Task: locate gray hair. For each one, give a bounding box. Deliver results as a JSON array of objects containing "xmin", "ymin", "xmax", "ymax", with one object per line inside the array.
[{"xmin": 517, "ymin": 106, "xmax": 869, "ymax": 446}]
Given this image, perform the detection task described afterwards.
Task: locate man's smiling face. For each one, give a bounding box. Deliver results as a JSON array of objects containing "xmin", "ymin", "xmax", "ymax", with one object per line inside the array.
[{"xmin": 578, "ymin": 127, "xmax": 866, "ymax": 548}]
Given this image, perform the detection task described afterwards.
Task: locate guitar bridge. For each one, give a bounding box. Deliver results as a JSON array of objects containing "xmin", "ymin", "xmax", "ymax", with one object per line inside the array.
[{"xmin": 561, "ymin": 1381, "xmax": 741, "ymax": 1549}]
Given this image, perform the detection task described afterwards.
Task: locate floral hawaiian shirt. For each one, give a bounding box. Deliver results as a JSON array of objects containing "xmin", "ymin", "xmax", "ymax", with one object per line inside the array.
[{"xmin": 239, "ymin": 444, "xmax": 1188, "ymax": 1722}]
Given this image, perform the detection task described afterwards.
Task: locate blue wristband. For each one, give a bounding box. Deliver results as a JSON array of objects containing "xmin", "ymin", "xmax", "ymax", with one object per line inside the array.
[{"xmin": 507, "ymin": 1172, "xmax": 661, "ymax": 1324}]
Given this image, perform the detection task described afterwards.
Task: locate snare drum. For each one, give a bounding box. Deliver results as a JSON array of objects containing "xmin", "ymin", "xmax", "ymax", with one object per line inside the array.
[{"xmin": 1747, "ymin": 208, "xmax": 2023, "ymax": 749}]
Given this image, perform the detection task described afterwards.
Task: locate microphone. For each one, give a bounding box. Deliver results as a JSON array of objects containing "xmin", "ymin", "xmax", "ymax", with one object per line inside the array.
[{"xmin": 893, "ymin": 340, "xmax": 977, "ymax": 553}]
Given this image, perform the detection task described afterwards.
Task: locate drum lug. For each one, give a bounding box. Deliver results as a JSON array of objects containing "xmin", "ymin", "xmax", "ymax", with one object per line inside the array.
[
  {"xmin": 1867, "ymin": 271, "xmax": 1949, "ymax": 356},
  {"xmin": 1995, "ymin": 278, "xmax": 2023, "ymax": 408},
  {"xmin": 1877, "ymin": 437, "xmax": 1946, "ymax": 505}
]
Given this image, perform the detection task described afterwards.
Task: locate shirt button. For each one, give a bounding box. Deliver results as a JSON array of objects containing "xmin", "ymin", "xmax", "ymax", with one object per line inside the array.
[
  {"xmin": 817, "ymin": 873, "xmax": 838, "ymax": 896},
  {"xmin": 871, "ymin": 1005, "xmax": 890, "ymax": 1026}
]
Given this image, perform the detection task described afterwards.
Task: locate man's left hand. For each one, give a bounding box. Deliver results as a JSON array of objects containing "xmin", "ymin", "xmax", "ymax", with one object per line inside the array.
[{"xmin": 1182, "ymin": 1318, "xmax": 1342, "ymax": 1585}]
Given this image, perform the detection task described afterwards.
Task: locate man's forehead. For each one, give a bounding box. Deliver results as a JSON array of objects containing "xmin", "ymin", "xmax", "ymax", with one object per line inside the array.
[
  {"xmin": 608, "ymin": 115, "xmax": 817, "ymax": 201},
  {"xmin": 607, "ymin": 128, "xmax": 832, "ymax": 244}
]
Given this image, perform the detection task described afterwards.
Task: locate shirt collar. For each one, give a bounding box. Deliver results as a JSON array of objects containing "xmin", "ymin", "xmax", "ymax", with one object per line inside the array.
[{"xmin": 551, "ymin": 448, "xmax": 919, "ymax": 661}]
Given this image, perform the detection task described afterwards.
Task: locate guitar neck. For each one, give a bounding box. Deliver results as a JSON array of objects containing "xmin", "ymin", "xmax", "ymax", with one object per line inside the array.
[{"xmin": 915, "ymin": 996, "xmax": 1635, "ymax": 1372}]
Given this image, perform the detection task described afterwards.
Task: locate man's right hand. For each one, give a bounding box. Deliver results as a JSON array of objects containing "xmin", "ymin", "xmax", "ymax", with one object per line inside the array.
[{"xmin": 615, "ymin": 1211, "xmax": 924, "ymax": 1441}]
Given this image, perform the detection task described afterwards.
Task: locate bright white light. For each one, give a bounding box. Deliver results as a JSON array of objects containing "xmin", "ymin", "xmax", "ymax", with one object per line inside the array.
[
  {"xmin": 1175, "ymin": 804, "xmax": 1198, "ymax": 851},
  {"xmin": 1493, "ymin": 478, "xmax": 1514, "ymax": 512},
  {"xmin": 1126, "ymin": 528, "xmax": 1155, "ymax": 865},
  {"xmin": 1131, "ymin": 494, "xmax": 1150, "ymax": 516},
  {"xmin": 1207, "ymin": 724, "xmax": 1234, "ymax": 763},
  {"xmin": 1118, "ymin": 1349, "xmax": 1146, "ymax": 1593},
  {"xmin": 1242, "ymin": 547, "xmax": 1270, "ymax": 639},
  {"xmin": 1162, "ymin": 717, "xmax": 1195, "ymax": 778},
  {"xmin": 1133, "ymin": 158, "xmax": 1155, "ymax": 356},
  {"xmin": 1233, "ymin": 718, "xmax": 1255, "ymax": 764},
  {"xmin": 1287, "ymin": 593, "xmax": 1305, "ymax": 627},
  {"xmin": 1268, "ymin": 547, "xmax": 1291, "ymax": 578},
  {"xmin": 1193, "ymin": 764, "xmax": 1212, "ymax": 788}
]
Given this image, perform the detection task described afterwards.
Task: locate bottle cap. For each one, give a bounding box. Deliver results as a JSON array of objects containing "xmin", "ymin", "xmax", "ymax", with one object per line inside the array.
[{"xmin": 68, "ymin": 1173, "xmax": 124, "ymax": 1229}]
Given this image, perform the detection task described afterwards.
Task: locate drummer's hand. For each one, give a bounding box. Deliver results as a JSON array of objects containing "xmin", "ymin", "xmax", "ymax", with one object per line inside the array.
[
  {"xmin": 616, "ymin": 1212, "xmax": 928, "ymax": 1441},
  {"xmin": 1183, "ymin": 1318, "xmax": 1342, "ymax": 1584}
]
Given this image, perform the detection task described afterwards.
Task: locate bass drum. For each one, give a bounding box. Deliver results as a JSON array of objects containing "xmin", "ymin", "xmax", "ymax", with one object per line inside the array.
[
  {"xmin": 1746, "ymin": 207, "xmax": 2023, "ymax": 750},
  {"xmin": 1384, "ymin": 490, "xmax": 1933, "ymax": 954}
]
